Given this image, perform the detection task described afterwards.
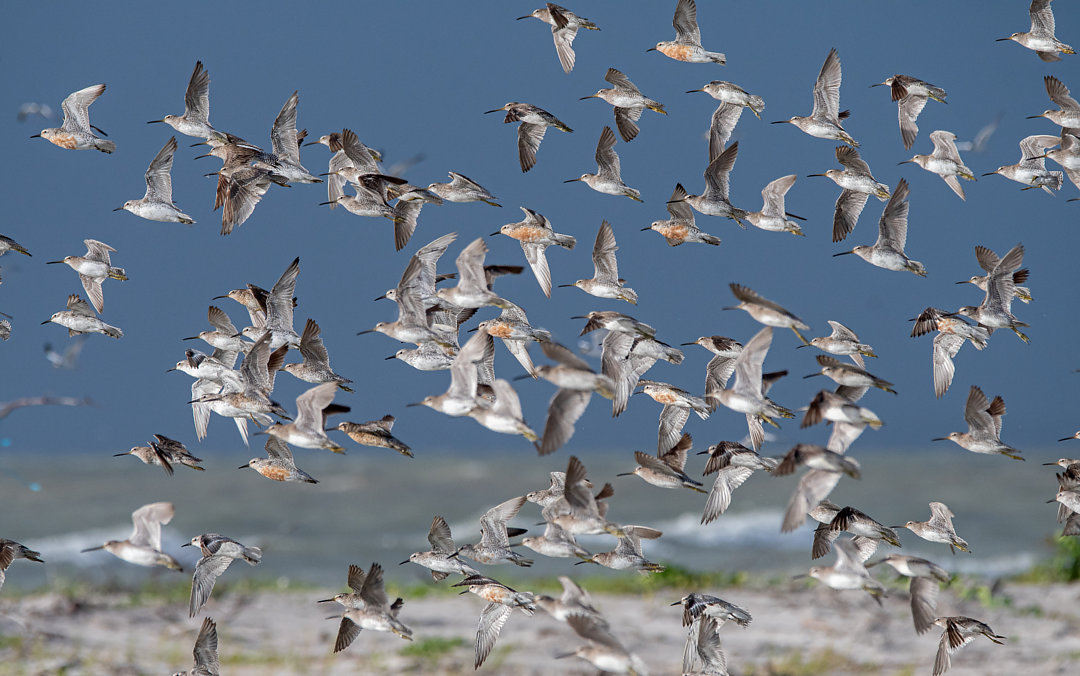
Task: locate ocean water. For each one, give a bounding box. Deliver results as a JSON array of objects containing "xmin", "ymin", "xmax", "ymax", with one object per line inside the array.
[{"xmin": 0, "ymin": 444, "xmax": 1064, "ymax": 593}]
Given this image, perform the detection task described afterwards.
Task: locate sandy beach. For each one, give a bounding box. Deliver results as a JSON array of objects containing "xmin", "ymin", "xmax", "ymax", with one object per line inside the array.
[{"xmin": 1, "ymin": 576, "xmax": 1078, "ymax": 675}]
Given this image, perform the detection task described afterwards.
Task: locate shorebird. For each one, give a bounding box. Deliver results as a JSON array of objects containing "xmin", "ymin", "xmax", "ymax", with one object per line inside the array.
[
  {"xmin": 681, "ymin": 615, "xmax": 730, "ymax": 676},
  {"xmin": 336, "ymin": 416, "xmax": 411, "ymax": 457},
  {"xmin": 262, "ymin": 382, "xmax": 347, "ymax": 453},
  {"xmin": 331, "ymin": 563, "xmax": 413, "ymax": 651},
  {"xmin": 250, "ymin": 91, "xmax": 321, "ymax": 184},
  {"xmin": 241, "ymin": 436, "xmax": 318, "ymax": 484},
  {"xmin": 474, "ymin": 300, "xmax": 550, "ymax": 378},
  {"xmin": 581, "ymin": 67, "xmax": 667, "ymax": 142},
  {"xmin": 426, "ymin": 172, "xmax": 500, "ymax": 206},
  {"xmin": 451, "ymin": 574, "xmax": 536, "ymax": 669},
  {"xmin": 484, "ymin": 102, "xmax": 572, "ymax": 172},
  {"xmin": 810, "ymin": 502, "xmax": 900, "ymax": 562},
  {"xmin": 808, "ymin": 145, "xmax": 890, "ymax": 242},
  {"xmin": 559, "ymin": 220, "xmax": 637, "ymax": 304},
  {"xmin": 184, "ymin": 305, "xmax": 250, "ymax": 362},
  {"xmin": 635, "ymin": 382, "xmax": 710, "ymax": 452},
  {"xmin": 403, "ymin": 515, "xmax": 480, "ymax": 581},
  {"xmin": 745, "ymin": 174, "xmax": 804, "ymax": 236},
  {"xmin": 910, "ymin": 307, "xmax": 990, "ymax": 398},
  {"xmin": 800, "ymin": 538, "xmax": 885, "ymax": 601},
  {"xmin": 545, "ymin": 456, "xmax": 624, "ymax": 537},
  {"xmin": 81, "ymin": 502, "xmax": 183, "ymax": 571},
  {"xmin": 239, "ymin": 257, "xmax": 301, "ymax": 350},
  {"xmin": 0, "ymin": 235, "xmax": 31, "ymax": 258},
  {"xmin": 174, "ymin": 616, "xmax": 219, "ymax": 676},
  {"xmin": 46, "ymin": 239, "xmax": 127, "ymax": 314},
  {"xmin": 435, "ymin": 238, "xmax": 510, "ymax": 310},
  {"xmin": 724, "ymin": 284, "xmax": 810, "ymax": 345},
  {"xmin": 772, "ymin": 48, "xmax": 858, "ymax": 147},
  {"xmin": 803, "ymin": 320, "xmax": 876, "ymax": 368},
  {"xmin": 683, "ymin": 335, "xmax": 741, "ymax": 407},
  {"xmin": 0, "ymin": 540, "xmax": 43, "ymax": 591},
  {"xmin": 600, "ymin": 330, "xmax": 682, "ymax": 418},
  {"xmin": 867, "ymin": 554, "xmax": 950, "ymax": 634},
  {"xmin": 952, "ymin": 242, "xmax": 1029, "ymax": 342},
  {"xmin": 410, "ymin": 328, "xmax": 493, "ymax": 417},
  {"xmin": 452, "ymin": 495, "xmax": 533, "ymax": 567},
  {"xmin": 901, "ymin": 502, "xmax": 970, "ymax": 554},
  {"xmin": 777, "ymin": 444, "xmax": 861, "ymax": 533},
  {"xmin": 674, "ymin": 593, "xmax": 752, "ymax": 629},
  {"xmin": 805, "ymin": 355, "xmax": 896, "ymax": 394},
  {"xmin": 184, "ymin": 533, "xmax": 261, "ymax": 617},
  {"xmin": 116, "ymin": 434, "xmax": 204, "ymax": 476},
  {"xmin": 148, "ymin": 61, "xmax": 215, "ymax": 140},
  {"xmin": 521, "ymin": 521, "xmax": 592, "ymax": 560},
  {"xmin": 619, "ymin": 432, "xmax": 706, "ymax": 493},
  {"xmin": 833, "ymin": 178, "xmax": 926, "ymax": 276},
  {"xmin": 115, "ymin": 137, "xmax": 195, "ymax": 224},
  {"xmin": 558, "ymin": 613, "xmax": 647, "ymax": 675},
  {"xmin": 577, "ymin": 525, "xmax": 664, "ymax": 572},
  {"xmin": 687, "ymin": 80, "xmax": 764, "ymax": 118},
  {"xmin": 931, "ymin": 616, "xmax": 1006, "ymax": 676},
  {"xmin": 997, "ymin": 0, "xmax": 1073, "ymax": 62},
  {"xmin": 900, "ymin": 130, "xmax": 975, "ymax": 200},
  {"xmin": 983, "ymin": 134, "xmax": 1063, "ymax": 194},
  {"xmin": 43, "ymin": 294, "xmax": 122, "ymax": 339},
  {"xmin": 802, "ymin": 389, "xmax": 882, "ymax": 431},
  {"xmin": 1029, "ymin": 75, "xmax": 1080, "ymax": 128},
  {"xmin": 678, "ymin": 141, "xmax": 748, "ymax": 226},
  {"xmin": 1031, "ymin": 127, "xmax": 1080, "ymax": 190},
  {"xmin": 534, "ymin": 576, "xmax": 604, "ymax": 622},
  {"xmin": 565, "ymin": 126, "xmax": 642, "ymax": 201},
  {"xmin": 535, "ymin": 341, "xmax": 614, "ymax": 456},
  {"xmin": 649, "ymin": 0, "xmax": 725, "ymax": 64},
  {"xmin": 308, "ymin": 128, "xmax": 381, "ymax": 209},
  {"xmin": 467, "ymin": 378, "xmax": 539, "ymax": 442},
  {"xmin": 281, "ymin": 319, "xmax": 353, "ymax": 391},
  {"xmin": 31, "ymin": 84, "xmax": 115, "ymax": 153},
  {"xmin": 871, "ymin": 75, "xmax": 947, "ymax": 150},
  {"xmin": 710, "ymin": 326, "xmax": 794, "ymax": 450},
  {"xmin": 644, "ymin": 184, "xmax": 721, "ymax": 246},
  {"xmin": 699, "ymin": 441, "xmax": 778, "ymax": 522},
  {"xmin": 517, "ymin": 3, "xmax": 599, "ymax": 73},
  {"xmin": 934, "ymin": 386, "xmax": 1023, "ymax": 460},
  {"xmin": 317, "ymin": 564, "xmax": 370, "ymax": 610},
  {"xmin": 496, "ymin": 207, "xmax": 576, "ymax": 297},
  {"xmin": 958, "ymin": 245, "xmax": 1033, "ymax": 303}
]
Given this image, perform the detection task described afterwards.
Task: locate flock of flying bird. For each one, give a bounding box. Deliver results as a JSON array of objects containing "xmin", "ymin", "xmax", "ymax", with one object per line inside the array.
[{"xmin": 4, "ymin": 0, "xmax": 1080, "ymax": 673}]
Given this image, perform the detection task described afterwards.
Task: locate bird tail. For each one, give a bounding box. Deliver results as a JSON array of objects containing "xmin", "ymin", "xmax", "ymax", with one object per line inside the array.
[
  {"xmin": 555, "ymin": 233, "xmax": 577, "ymax": 250},
  {"xmin": 701, "ymin": 233, "xmax": 722, "ymax": 246},
  {"xmin": 97, "ymin": 140, "xmax": 117, "ymax": 154},
  {"xmin": 108, "ymin": 267, "xmax": 128, "ymax": 281},
  {"xmin": 242, "ymin": 546, "xmax": 263, "ymax": 564},
  {"xmin": 103, "ymin": 325, "xmax": 123, "ymax": 339},
  {"xmin": 747, "ymin": 96, "xmax": 765, "ymax": 118}
]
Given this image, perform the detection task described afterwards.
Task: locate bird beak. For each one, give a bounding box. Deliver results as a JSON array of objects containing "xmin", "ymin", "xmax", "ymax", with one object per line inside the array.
[
  {"xmin": 832, "ymin": 251, "xmax": 854, "ymax": 257},
  {"xmin": 640, "ymin": 226, "xmax": 652, "ymax": 231},
  {"xmin": 302, "ymin": 140, "xmax": 320, "ymax": 146},
  {"xmin": 489, "ymin": 231, "xmax": 502, "ymax": 236},
  {"xmin": 193, "ymin": 153, "xmax": 212, "ymax": 160},
  {"xmin": 579, "ymin": 94, "xmax": 598, "ymax": 100},
  {"xmin": 112, "ymin": 452, "xmax": 130, "ymax": 457},
  {"xmin": 685, "ymin": 88, "xmax": 704, "ymax": 94},
  {"xmin": 373, "ymin": 294, "xmax": 387, "ymax": 301},
  {"xmin": 563, "ymin": 178, "xmax": 582, "ymax": 183},
  {"xmin": 556, "ymin": 284, "xmax": 575, "ymax": 288},
  {"xmin": 147, "ymin": 119, "xmax": 164, "ymax": 124},
  {"xmin": 316, "ymin": 598, "xmax": 335, "ymax": 603},
  {"xmin": 399, "ymin": 559, "xmax": 411, "ymax": 566},
  {"xmin": 482, "ymin": 107, "xmax": 505, "ymax": 114},
  {"xmin": 318, "ymin": 199, "xmax": 340, "ymax": 206},
  {"xmin": 646, "ymin": 47, "xmax": 657, "ymax": 52},
  {"xmin": 80, "ymin": 545, "xmax": 105, "ymax": 553},
  {"xmin": 238, "ymin": 464, "xmax": 249, "ymax": 470},
  {"xmin": 770, "ymin": 120, "xmax": 790, "ymax": 125},
  {"xmin": 615, "ymin": 472, "xmax": 635, "ymax": 477},
  {"xmin": 981, "ymin": 172, "xmax": 996, "ymax": 177},
  {"xmin": 385, "ymin": 354, "xmax": 397, "ymax": 360},
  {"xmin": 806, "ymin": 173, "xmax": 827, "ymax": 178},
  {"xmin": 896, "ymin": 160, "xmax": 914, "ymax": 166},
  {"xmin": 356, "ymin": 330, "xmax": 374, "ymax": 336},
  {"xmin": 511, "ymin": 373, "xmax": 533, "ymax": 382},
  {"xmin": 112, "ymin": 206, "xmax": 124, "ymax": 211},
  {"xmin": 802, "ymin": 373, "xmax": 822, "ymax": 379},
  {"xmin": 466, "ymin": 326, "xmax": 478, "ymax": 332},
  {"xmin": 931, "ymin": 437, "xmax": 949, "ymax": 442},
  {"xmin": 40, "ymin": 320, "xmax": 51, "ymax": 325},
  {"xmin": 405, "ymin": 402, "xmax": 423, "ymax": 407},
  {"xmin": 795, "ymin": 344, "xmax": 808, "ymax": 349},
  {"xmin": 1025, "ymin": 115, "xmax": 1044, "ymax": 120},
  {"xmin": 45, "ymin": 260, "xmax": 65, "ymax": 265},
  {"xmin": 869, "ymin": 82, "xmax": 886, "ymax": 88},
  {"xmin": 180, "ymin": 542, "xmax": 192, "ymax": 548}
]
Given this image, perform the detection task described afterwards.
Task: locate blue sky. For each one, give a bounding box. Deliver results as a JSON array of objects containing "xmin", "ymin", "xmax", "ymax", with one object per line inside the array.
[{"xmin": 0, "ymin": 0, "xmax": 1077, "ymax": 466}]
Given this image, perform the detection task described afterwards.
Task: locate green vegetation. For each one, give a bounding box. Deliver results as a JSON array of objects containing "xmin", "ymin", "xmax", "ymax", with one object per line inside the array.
[
  {"xmin": 747, "ymin": 647, "xmax": 889, "ymax": 675},
  {"xmin": 1013, "ymin": 536, "xmax": 1080, "ymax": 584},
  {"xmin": 399, "ymin": 636, "xmax": 466, "ymax": 660}
]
